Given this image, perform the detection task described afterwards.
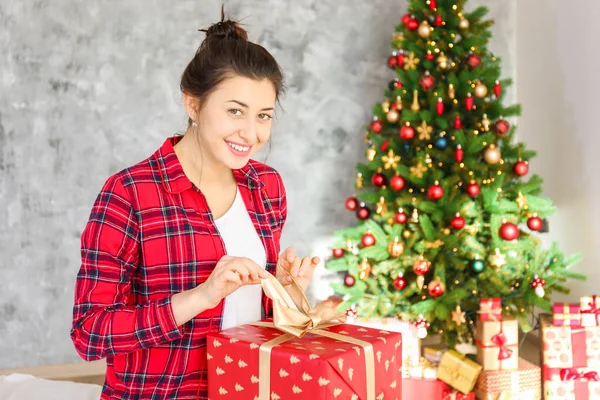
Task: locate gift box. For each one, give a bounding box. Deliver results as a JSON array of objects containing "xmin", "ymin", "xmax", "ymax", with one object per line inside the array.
[
  {"xmin": 424, "ymin": 344, "xmax": 448, "ymax": 365},
  {"xmin": 475, "ymin": 357, "xmax": 541, "ymax": 400},
  {"xmin": 580, "ymin": 295, "xmax": 600, "ymax": 327},
  {"xmin": 437, "ymin": 350, "xmax": 482, "ymax": 394},
  {"xmin": 403, "ymin": 377, "xmax": 450, "ymax": 399},
  {"xmin": 479, "ymin": 298, "xmax": 502, "ymax": 322},
  {"xmin": 475, "ymin": 316, "xmax": 519, "ymax": 371},
  {"xmin": 442, "ymin": 387, "xmax": 475, "ymax": 399},
  {"xmin": 347, "ymin": 316, "xmax": 421, "ymax": 371},
  {"xmin": 541, "ymin": 313, "xmax": 600, "ymax": 399},
  {"xmin": 207, "ymin": 272, "xmax": 402, "ymax": 399},
  {"xmin": 553, "ymin": 303, "xmax": 582, "ymax": 327},
  {"xmin": 407, "ymin": 357, "xmax": 438, "ymax": 379}
]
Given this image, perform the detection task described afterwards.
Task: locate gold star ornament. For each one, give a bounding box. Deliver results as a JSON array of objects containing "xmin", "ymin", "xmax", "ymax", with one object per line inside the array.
[
  {"xmin": 452, "ymin": 305, "xmax": 466, "ymax": 326},
  {"xmin": 516, "ymin": 192, "xmax": 528, "ymax": 208},
  {"xmin": 404, "ymin": 52, "xmax": 420, "ymax": 70},
  {"xmin": 381, "ymin": 149, "xmax": 401, "ymax": 170},
  {"xmin": 489, "ymin": 248, "xmax": 507, "ymax": 268},
  {"xmin": 417, "ymin": 121, "xmax": 433, "ymax": 141},
  {"xmin": 410, "ymin": 162, "xmax": 427, "ymax": 178}
]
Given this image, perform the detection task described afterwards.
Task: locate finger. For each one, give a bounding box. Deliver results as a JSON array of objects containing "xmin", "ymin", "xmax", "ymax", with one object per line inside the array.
[
  {"xmin": 290, "ymin": 256, "xmax": 301, "ymax": 277},
  {"xmin": 311, "ymin": 256, "xmax": 320, "ymax": 265},
  {"xmin": 231, "ymin": 262, "xmax": 251, "ymax": 284},
  {"xmin": 241, "ymin": 258, "xmax": 268, "ymax": 280},
  {"xmin": 298, "ymin": 256, "xmax": 311, "ymax": 277},
  {"xmin": 284, "ymin": 247, "xmax": 296, "ymax": 263},
  {"xmin": 222, "ymin": 270, "xmax": 243, "ymax": 287}
]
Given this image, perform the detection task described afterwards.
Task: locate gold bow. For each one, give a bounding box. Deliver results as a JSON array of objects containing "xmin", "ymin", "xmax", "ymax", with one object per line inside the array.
[{"xmin": 260, "ymin": 270, "xmax": 346, "ymax": 337}]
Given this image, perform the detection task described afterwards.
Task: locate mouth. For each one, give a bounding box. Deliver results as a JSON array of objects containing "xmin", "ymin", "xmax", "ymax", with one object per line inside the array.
[{"xmin": 225, "ymin": 140, "xmax": 253, "ymax": 157}]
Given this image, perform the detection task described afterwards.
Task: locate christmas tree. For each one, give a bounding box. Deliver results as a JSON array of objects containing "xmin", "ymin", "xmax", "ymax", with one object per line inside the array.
[{"xmin": 326, "ymin": 0, "xmax": 584, "ymax": 346}]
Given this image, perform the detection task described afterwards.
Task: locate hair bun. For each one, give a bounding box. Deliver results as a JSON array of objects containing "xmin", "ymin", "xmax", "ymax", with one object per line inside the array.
[{"xmin": 199, "ymin": 6, "xmax": 248, "ymax": 41}]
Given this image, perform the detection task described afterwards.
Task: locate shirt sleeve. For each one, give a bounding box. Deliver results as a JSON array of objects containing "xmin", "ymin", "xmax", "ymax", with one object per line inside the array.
[{"xmin": 70, "ymin": 174, "xmax": 184, "ymax": 362}]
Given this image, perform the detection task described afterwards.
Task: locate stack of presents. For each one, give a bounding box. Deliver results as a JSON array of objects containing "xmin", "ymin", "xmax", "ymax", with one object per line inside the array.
[{"xmin": 204, "ymin": 286, "xmax": 600, "ymax": 399}]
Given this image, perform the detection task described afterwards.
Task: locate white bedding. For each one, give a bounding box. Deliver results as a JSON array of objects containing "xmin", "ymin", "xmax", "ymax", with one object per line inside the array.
[{"xmin": 0, "ymin": 373, "xmax": 102, "ymax": 400}]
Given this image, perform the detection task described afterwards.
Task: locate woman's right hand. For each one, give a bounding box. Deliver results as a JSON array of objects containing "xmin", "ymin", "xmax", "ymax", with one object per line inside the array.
[{"xmin": 196, "ymin": 255, "xmax": 268, "ymax": 309}]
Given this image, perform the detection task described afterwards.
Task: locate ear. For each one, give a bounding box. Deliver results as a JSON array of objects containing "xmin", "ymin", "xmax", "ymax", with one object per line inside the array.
[{"xmin": 183, "ymin": 92, "xmax": 200, "ymax": 121}]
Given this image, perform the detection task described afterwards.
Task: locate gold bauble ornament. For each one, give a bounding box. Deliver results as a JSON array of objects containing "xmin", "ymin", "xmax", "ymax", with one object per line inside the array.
[
  {"xmin": 443, "ymin": 228, "xmax": 451, "ymax": 235},
  {"xmin": 458, "ymin": 16, "xmax": 470, "ymax": 30},
  {"xmin": 387, "ymin": 217, "xmax": 395, "ymax": 225},
  {"xmin": 437, "ymin": 53, "xmax": 449, "ymax": 70},
  {"xmin": 402, "ymin": 230, "xmax": 412, "ymax": 239},
  {"xmin": 366, "ymin": 146, "xmax": 376, "ymax": 162},
  {"xmin": 386, "ymin": 109, "xmax": 400, "ymax": 123},
  {"xmin": 448, "ymin": 83, "xmax": 455, "ymax": 99},
  {"xmin": 358, "ymin": 258, "xmax": 372, "ymax": 281},
  {"xmin": 382, "ymin": 100, "xmax": 391, "ymax": 113},
  {"xmin": 418, "ymin": 21, "xmax": 432, "ymax": 39},
  {"xmin": 484, "ymin": 144, "xmax": 502, "ymax": 164},
  {"xmin": 474, "ymin": 81, "xmax": 488, "ymax": 98},
  {"xmin": 411, "ymin": 90, "xmax": 420, "ymax": 112},
  {"xmin": 388, "ymin": 237, "xmax": 405, "ymax": 257}
]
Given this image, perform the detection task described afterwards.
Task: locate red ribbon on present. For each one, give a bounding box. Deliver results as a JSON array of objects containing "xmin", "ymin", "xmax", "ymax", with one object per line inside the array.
[
  {"xmin": 582, "ymin": 296, "xmax": 600, "ymax": 313},
  {"xmin": 490, "ymin": 332, "xmax": 513, "ymax": 360},
  {"xmin": 560, "ymin": 368, "xmax": 600, "ymax": 382}
]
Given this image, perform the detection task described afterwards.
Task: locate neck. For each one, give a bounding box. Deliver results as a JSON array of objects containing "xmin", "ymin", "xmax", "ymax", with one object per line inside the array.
[{"xmin": 174, "ymin": 132, "xmax": 235, "ymax": 189}]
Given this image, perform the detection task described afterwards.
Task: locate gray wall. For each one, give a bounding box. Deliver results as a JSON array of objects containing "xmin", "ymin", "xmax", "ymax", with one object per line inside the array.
[{"xmin": 0, "ymin": 0, "xmax": 516, "ymax": 368}]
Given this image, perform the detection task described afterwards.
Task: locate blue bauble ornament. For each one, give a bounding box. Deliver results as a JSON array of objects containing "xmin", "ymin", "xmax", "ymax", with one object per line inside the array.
[{"xmin": 435, "ymin": 137, "xmax": 448, "ymax": 149}]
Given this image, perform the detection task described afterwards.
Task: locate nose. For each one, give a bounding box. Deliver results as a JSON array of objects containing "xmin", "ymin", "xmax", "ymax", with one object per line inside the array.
[{"xmin": 239, "ymin": 118, "xmax": 259, "ymax": 143}]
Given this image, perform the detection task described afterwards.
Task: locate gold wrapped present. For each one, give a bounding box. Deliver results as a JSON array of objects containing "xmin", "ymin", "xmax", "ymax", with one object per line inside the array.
[
  {"xmin": 475, "ymin": 317, "xmax": 519, "ymax": 370},
  {"xmin": 437, "ymin": 350, "xmax": 483, "ymax": 394}
]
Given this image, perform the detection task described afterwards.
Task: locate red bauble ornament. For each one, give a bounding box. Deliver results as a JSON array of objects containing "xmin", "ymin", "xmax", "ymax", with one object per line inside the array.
[
  {"xmin": 427, "ymin": 279, "xmax": 446, "ymax": 297},
  {"xmin": 396, "ymin": 51, "xmax": 405, "ymax": 68},
  {"xmin": 527, "ymin": 215, "xmax": 544, "ymax": 231},
  {"xmin": 455, "ymin": 145, "xmax": 464, "ymax": 163},
  {"xmin": 466, "ymin": 182, "xmax": 481, "ymax": 197},
  {"xmin": 399, "ymin": 124, "xmax": 416, "ymax": 140},
  {"xmin": 428, "ymin": 182, "xmax": 445, "ymax": 200},
  {"xmin": 465, "ymin": 93, "xmax": 474, "ymax": 111},
  {"xmin": 426, "ymin": 51, "xmax": 434, "ymax": 61},
  {"xmin": 387, "ymin": 55, "xmax": 398, "ymax": 69},
  {"xmin": 513, "ymin": 160, "xmax": 529, "ymax": 176},
  {"xmin": 370, "ymin": 119, "xmax": 383, "ymax": 133},
  {"xmin": 434, "ymin": 14, "xmax": 443, "ymax": 27},
  {"xmin": 451, "ymin": 213, "xmax": 466, "ymax": 230},
  {"xmin": 332, "ymin": 248, "xmax": 345, "ymax": 258},
  {"xmin": 494, "ymin": 80, "xmax": 501, "ymax": 97},
  {"xmin": 401, "ymin": 14, "xmax": 412, "ymax": 25},
  {"xmin": 389, "ymin": 175, "xmax": 406, "ymax": 191},
  {"xmin": 394, "ymin": 209, "xmax": 408, "ymax": 224},
  {"xmin": 394, "ymin": 276, "xmax": 407, "ymax": 290},
  {"xmin": 495, "ymin": 119, "xmax": 510, "ymax": 136},
  {"xmin": 419, "ymin": 71, "xmax": 435, "ymax": 91},
  {"xmin": 345, "ymin": 196, "xmax": 358, "ymax": 211},
  {"xmin": 371, "ymin": 172, "xmax": 386, "ymax": 187},
  {"xmin": 381, "ymin": 140, "xmax": 390, "ymax": 152},
  {"xmin": 429, "ymin": 0, "xmax": 437, "ymax": 10},
  {"xmin": 466, "ymin": 54, "xmax": 482, "ymax": 69},
  {"xmin": 391, "ymin": 78, "xmax": 403, "ymax": 89},
  {"xmin": 407, "ymin": 18, "xmax": 419, "ymax": 30},
  {"xmin": 436, "ymin": 97, "xmax": 444, "ymax": 116},
  {"xmin": 361, "ymin": 232, "xmax": 376, "ymax": 247},
  {"xmin": 344, "ymin": 275, "xmax": 356, "ymax": 287},
  {"xmin": 413, "ymin": 257, "xmax": 432, "ymax": 276},
  {"xmin": 499, "ymin": 222, "xmax": 520, "ymax": 241},
  {"xmin": 356, "ymin": 206, "xmax": 370, "ymax": 220},
  {"xmin": 454, "ymin": 115, "xmax": 462, "ymax": 129}
]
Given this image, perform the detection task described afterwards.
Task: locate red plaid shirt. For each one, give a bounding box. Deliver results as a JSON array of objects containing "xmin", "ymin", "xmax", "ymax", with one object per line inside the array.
[{"xmin": 71, "ymin": 135, "xmax": 286, "ymax": 399}]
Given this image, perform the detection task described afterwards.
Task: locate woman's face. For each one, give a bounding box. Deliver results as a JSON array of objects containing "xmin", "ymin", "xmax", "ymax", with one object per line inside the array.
[{"xmin": 191, "ymin": 75, "xmax": 277, "ymax": 171}]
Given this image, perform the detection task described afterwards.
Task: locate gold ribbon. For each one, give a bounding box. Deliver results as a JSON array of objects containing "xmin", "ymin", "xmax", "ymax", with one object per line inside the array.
[{"xmin": 251, "ymin": 271, "xmax": 376, "ymax": 400}]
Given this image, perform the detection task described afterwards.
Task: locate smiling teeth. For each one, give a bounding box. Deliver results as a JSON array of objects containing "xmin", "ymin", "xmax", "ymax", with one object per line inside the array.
[{"xmin": 228, "ymin": 142, "xmax": 250, "ymax": 152}]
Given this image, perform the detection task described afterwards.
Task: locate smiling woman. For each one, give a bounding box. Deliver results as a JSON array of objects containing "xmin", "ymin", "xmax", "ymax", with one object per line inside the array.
[{"xmin": 69, "ymin": 5, "xmax": 320, "ymax": 400}]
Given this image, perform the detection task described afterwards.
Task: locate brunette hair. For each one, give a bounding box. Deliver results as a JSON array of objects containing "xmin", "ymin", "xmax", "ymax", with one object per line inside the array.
[{"xmin": 180, "ymin": 5, "xmax": 286, "ymax": 126}]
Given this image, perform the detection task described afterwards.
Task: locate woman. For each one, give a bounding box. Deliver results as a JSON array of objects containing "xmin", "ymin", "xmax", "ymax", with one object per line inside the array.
[{"xmin": 70, "ymin": 9, "xmax": 319, "ymax": 399}]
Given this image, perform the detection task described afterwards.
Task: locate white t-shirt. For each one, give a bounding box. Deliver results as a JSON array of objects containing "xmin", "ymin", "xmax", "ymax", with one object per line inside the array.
[{"xmin": 214, "ymin": 187, "xmax": 267, "ymax": 330}]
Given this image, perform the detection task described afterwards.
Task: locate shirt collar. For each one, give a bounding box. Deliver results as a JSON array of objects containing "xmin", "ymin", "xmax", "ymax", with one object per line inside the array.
[{"xmin": 154, "ymin": 135, "xmax": 264, "ymax": 194}]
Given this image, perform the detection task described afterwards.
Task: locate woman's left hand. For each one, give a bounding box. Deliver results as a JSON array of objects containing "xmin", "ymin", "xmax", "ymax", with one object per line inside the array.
[{"xmin": 276, "ymin": 247, "xmax": 319, "ymax": 292}]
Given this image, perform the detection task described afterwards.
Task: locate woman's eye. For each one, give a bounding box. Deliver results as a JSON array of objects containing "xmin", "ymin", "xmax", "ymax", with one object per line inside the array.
[
  {"xmin": 259, "ymin": 114, "xmax": 273, "ymax": 121},
  {"xmin": 228, "ymin": 109, "xmax": 243, "ymax": 116}
]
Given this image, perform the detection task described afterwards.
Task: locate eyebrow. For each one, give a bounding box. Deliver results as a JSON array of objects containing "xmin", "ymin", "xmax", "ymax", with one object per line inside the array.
[{"xmin": 226, "ymin": 100, "xmax": 274, "ymax": 112}]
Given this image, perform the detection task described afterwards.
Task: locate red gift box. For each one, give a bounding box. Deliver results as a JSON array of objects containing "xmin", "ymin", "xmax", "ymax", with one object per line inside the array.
[
  {"xmin": 442, "ymin": 387, "xmax": 475, "ymax": 399},
  {"xmin": 403, "ymin": 377, "xmax": 450, "ymax": 399},
  {"xmin": 580, "ymin": 295, "xmax": 600, "ymax": 327},
  {"xmin": 541, "ymin": 314, "xmax": 600, "ymax": 399},
  {"xmin": 553, "ymin": 303, "xmax": 582, "ymax": 327},
  {"xmin": 207, "ymin": 272, "xmax": 402, "ymax": 399},
  {"xmin": 479, "ymin": 298, "xmax": 502, "ymax": 322}
]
